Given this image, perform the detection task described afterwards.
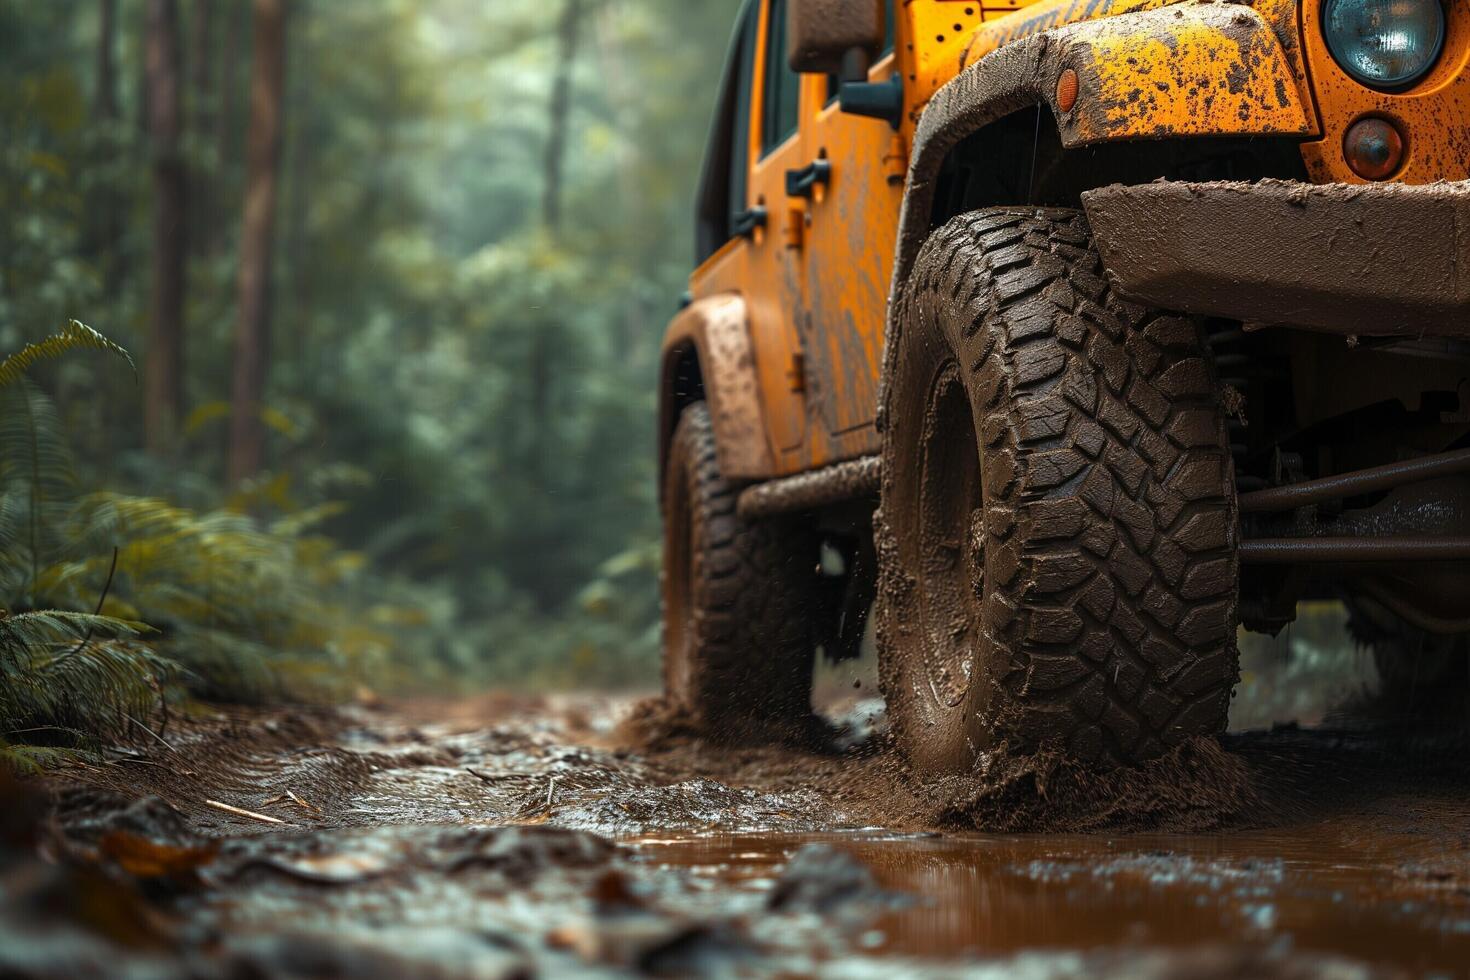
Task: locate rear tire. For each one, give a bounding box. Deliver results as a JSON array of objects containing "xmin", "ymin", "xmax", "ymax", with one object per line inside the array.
[
  {"xmin": 875, "ymin": 208, "xmax": 1240, "ymax": 773},
  {"xmin": 660, "ymin": 402, "xmax": 816, "ymax": 736}
]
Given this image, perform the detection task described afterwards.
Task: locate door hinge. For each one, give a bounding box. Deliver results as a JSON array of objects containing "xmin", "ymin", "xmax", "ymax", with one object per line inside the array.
[{"xmin": 787, "ymin": 351, "xmax": 806, "ymax": 393}]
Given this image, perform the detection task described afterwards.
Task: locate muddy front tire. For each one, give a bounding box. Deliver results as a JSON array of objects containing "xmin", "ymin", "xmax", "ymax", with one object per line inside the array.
[
  {"xmin": 875, "ymin": 208, "xmax": 1239, "ymax": 773},
  {"xmin": 660, "ymin": 402, "xmax": 816, "ymax": 737}
]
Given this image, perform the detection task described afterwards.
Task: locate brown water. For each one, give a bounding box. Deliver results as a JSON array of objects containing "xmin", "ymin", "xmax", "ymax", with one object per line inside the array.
[
  {"xmin": 10, "ymin": 693, "xmax": 1470, "ymax": 978},
  {"xmin": 634, "ymin": 826, "xmax": 1470, "ymax": 975}
]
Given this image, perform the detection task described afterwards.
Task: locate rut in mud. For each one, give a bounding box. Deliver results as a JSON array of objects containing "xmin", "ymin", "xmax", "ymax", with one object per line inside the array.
[{"xmin": 5, "ymin": 691, "xmax": 1470, "ymax": 978}]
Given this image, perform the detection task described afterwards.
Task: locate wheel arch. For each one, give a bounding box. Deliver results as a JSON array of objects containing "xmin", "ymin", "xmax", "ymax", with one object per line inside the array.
[
  {"xmin": 880, "ymin": 2, "xmax": 1315, "ymax": 429},
  {"xmin": 893, "ymin": 1, "xmax": 1314, "ymax": 290},
  {"xmin": 657, "ymin": 294, "xmax": 775, "ymax": 505}
]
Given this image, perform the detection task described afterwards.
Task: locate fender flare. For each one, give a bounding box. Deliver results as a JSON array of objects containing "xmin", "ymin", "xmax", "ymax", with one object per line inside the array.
[
  {"xmin": 892, "ymin": 0, "xmax": 1313, "ymax": 291},
  {"xmin": 657, "ymin": 294, "xmax": 774, "ymax": 502},
  {"xmin": 878, "ymin": 1, "xmax": 1313, "ymax": 433}
]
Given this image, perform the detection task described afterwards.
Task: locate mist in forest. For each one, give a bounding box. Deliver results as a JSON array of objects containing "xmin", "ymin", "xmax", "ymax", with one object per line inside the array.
[{"xmin": 0, "ymin": 0, "xmax": 743, "ymax": 733}]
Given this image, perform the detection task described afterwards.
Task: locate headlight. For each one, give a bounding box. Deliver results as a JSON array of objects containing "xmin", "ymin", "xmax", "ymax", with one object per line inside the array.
[{"xmin": 1324, "ymin": 0, "xmax": 1446, "ymax": 89}]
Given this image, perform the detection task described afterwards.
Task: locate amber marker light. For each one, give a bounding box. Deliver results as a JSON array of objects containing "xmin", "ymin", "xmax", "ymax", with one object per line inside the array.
[
  {"xmin": 1343, "ymin": 116, "xmax": 1404, "ymax": 179},
  {"xmin": 1056, "ymin": 68, "xmax": 1079, "ymax": 113}
]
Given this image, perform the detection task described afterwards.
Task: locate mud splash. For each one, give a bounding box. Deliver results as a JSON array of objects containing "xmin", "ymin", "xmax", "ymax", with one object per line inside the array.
[{"xmin": 922, "ymin": 736, "xmax": 1264, "ymax": 834}]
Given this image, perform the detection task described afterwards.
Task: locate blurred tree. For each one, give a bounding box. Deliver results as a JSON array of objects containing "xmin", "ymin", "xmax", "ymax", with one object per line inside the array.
[
  {"xmin": 145, "ymin": 0, "xmax": 187, "ymax": 455},
  {"xmin": 188, "ymin": 0, "xmax": 213, "ymax": 135},
  {"xmin": 2, "ymin": 0, "xmax": 745, "ymax": 689},
  {"xmin": 86, "ymin": 0, "xmax": 122, "ymax": 296},
  {"xmin": 281, "ymin": 0, "xmax": 312, "ymax": 364},
  {"xmin": 530, "ymin": 0, "xmax": 585, "ymax": 483},
  {"xmin": 228, "ymin": 0, "xmax": 286, "ymax": 484},
  {"xmin": 187, "ymin": 0, "xmax": 215, "ymax": 250},
  {"xmin": 211, "ymin": 0, "xmax": 245, "ymax": 257},
  {"xmin": 95, "ymin": 0, "xmax": 119, "ymax": 122},
  {"xmin": 542, "ymin": 0, "xmax": 583, "ymax": 234}
]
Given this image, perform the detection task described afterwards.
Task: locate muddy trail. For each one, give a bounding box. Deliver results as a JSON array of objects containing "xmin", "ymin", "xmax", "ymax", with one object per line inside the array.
[{"xmin": 6, "ymin": 692, "xmax": 1470, "ymax": 978}]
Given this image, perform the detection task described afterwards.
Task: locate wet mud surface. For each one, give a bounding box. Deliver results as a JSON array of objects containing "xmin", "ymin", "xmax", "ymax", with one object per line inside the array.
[{"xmin": 6, "ymin": 692, "xmax": 1470, "ymax": 977}]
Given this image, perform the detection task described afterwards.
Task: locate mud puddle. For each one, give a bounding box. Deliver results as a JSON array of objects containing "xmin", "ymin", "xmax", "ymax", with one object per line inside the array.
[
  {"xmin": 7, "ymin": 693, "xmax": 1470, "ymax": 977},
  {"xmin": 634, "ymin": 827, "xmax": 1470, "ymax": 975}
]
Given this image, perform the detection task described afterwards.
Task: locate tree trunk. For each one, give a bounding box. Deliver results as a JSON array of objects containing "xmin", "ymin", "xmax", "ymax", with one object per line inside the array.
[
  {"xmin": 89, "ymin": 0, "xmax": 123, "ymax": 296},
  {"xmin": 82, "ymin": 0, "xmax": 123, "ymax": 459},
  {"xmin": 145, "ymin": 0, "xmax": 187, "ymax": 456},
  {"xmin": 541, "ymin": 0, "xmax": 582, "ymax": 233},
  {"xmin": 212, "ymin": 0, "xmax": 244, "ymax": 254},
  {"xmin": 591, "ymin": 6, "xmax": 647, "ymax": 358},
  {"xmin": 528, "ymin": 0, "xmax": 583, "ymax": 480},
  {"xmin": 134, "ymin": 2, "xmax": 150, "ymax": 137},
  {"xmin": 282, "ymin": 0, "xmax": 311, "ymax": 363},
  {"xmin": 188, "ymin": 0, "xmax": 215, "ymax": 244},
  {"xmin": 96, "ymin": 0, "xmax": 118, "ymax": 121},
  {"xmin": 188, "ymin": 0, "xmax": 213, "ymax": 127},
  {"xmin": 228, "ymin": 0, "xmax": 287, "ymax": 485}
]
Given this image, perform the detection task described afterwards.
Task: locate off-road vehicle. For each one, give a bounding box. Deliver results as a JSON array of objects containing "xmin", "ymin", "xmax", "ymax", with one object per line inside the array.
[{"xmin": 658, "ymin": 0, "xmax": 1470, "ymax": 773}]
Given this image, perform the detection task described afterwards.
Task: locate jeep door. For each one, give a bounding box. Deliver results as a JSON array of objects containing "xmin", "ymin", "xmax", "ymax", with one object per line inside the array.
[
  {"xmin": 794, "ymin": 0, "xmax": 904, "ymax": 462},
  {"xmin": 688, "ymin": 0, "xmax": 813, "ymax": 470}
]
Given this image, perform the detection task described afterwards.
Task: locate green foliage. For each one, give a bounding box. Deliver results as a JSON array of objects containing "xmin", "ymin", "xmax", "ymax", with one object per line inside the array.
[
  {"xmin": 0, "ymin": 325, "xmax": 164, "ymax": 770},
  {"xmin": 49, "ymin": 491, "xmax": 397, "ymax": 702},
  {"xmin": 3, "ymin": 417, "xmax": 400, "ymax": 708},
  {"xmin": 0, "ymin": 629, "xmax": 173, "ymax": 750},
  {"xmin": 0, "ymin": 0, "xmax": 745, "ymax": 709},
  {"xmin": 0, "ymin": 355, "xmax": 405, "ymax": 770},
  {"xmin": 0, "ymin": 319, "xmax": 134, "ymax": 388},
  {"xmin": 0, "ymin": 378, "xmax": 76, "ymax": 606}
]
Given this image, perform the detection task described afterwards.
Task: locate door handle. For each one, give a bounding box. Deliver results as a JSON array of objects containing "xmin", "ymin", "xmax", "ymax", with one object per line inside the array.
[
  {"xmin": 732, "ymin": 205, "xmax": 767, "ymax": 238},
  {"xmin": 785, "ymin": 159, "xmax": 831, "ymax": 199}
]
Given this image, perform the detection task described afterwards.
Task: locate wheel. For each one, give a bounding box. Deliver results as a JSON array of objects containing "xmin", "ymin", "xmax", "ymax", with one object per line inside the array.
[
  {"xmin": 660, "ymin": 402, "xmax": 817, "ymax": 736},
  {"xmin": 1347, "ymin": 597, "xmax": 1469, "ymax": 714},
  {"xmin": 874, "ymin": 208, "xmax": 1239, "ymax": 772}
]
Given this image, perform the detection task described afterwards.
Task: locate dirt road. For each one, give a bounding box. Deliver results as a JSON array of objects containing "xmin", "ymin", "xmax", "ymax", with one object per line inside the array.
[{"xmin": 5, "ymin": 692, "xmax": 1470, "ymax": 978}]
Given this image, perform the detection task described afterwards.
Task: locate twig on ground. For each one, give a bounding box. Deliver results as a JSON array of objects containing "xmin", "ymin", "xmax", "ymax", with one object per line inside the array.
[
  {"xmin": 204, "ymin": 799, "xmax": 290, "ymax": 826},
  {"xmin": 286, "ymin": 789, "xmax": 321, "ymax": 814},
  {"xmin": 465, "ymin": 766, "xmax": 504, "ymax": 784},
  {"xmin": 124, "ymin": 712, "xmax": 178, "ymax": 753}
]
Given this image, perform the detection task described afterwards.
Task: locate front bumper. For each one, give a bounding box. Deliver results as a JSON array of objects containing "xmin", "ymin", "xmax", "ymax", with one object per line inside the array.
[{"xmin": 1081, "ymin": 179, "xmax": 1470, "ymax": 337}]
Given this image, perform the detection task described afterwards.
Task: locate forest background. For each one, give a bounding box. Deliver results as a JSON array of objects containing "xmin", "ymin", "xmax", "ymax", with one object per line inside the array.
[{"xmin": 1, "ymin": 0, "xmax": 736, "ymax": 730}]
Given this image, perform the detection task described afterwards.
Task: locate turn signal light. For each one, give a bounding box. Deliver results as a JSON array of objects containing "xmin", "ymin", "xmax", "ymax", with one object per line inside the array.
[{"xmin": 1343, "ymin": 117, "xmax": 1404, "ymax": 180}]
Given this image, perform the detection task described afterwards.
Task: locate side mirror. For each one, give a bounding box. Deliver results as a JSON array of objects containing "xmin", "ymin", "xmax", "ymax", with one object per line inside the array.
[{"xmin": 787, "ymin": 0, "xmax": 885, "ymax": 82}]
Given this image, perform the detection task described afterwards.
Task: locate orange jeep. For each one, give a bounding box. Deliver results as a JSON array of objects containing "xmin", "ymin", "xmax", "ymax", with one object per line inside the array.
[{"xmin": 658, "ymin": 0, "xmax": 1470, "ymax": 772}]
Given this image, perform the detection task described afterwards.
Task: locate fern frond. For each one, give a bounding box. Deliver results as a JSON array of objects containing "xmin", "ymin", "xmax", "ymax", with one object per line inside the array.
[
  {"xmin": 0, "ymin": 639, "xmax": 173, "ymax": 747},
  {"xmin": 0, "ymin": 610, "xmax": 147, "ymax": 661},
  {"xmin": 0, "ymin": 380, "xmax": 77, "ymax": 606},
  {"xmin": 0, "ymin": 320, "xmax": 135, "ymax": 388},
  {"xmin": 269, "ymin": 501, "xmax": 348, "ymax": 538},
  {"xmin": 163, "ymin": 624, "xmax": 282, "ymax": 703},
  {"xmin": 0, "ymin": 486, "xmax": 20, "ymax": 551}
]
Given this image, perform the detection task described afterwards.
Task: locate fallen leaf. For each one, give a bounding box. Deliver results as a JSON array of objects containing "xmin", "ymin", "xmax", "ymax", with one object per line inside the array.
[{"xmin": 100, "ymin": 831, "xmax": 217, "ymax": 879}]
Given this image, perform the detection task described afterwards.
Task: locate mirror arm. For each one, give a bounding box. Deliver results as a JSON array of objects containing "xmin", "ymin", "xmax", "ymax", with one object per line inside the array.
[
  {"xmin": 839, "ymin": 74, "xmax": 903, "ymax": 129},
  {"xmin": 840, "ymin": 47, "xmax": 871, "ymax": 84}
]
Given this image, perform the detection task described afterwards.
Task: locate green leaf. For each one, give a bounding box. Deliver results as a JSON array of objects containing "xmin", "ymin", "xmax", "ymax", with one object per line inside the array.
[{"xmin": 0, "ymin": 320, "xmax": 135, "ymax": 388}]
